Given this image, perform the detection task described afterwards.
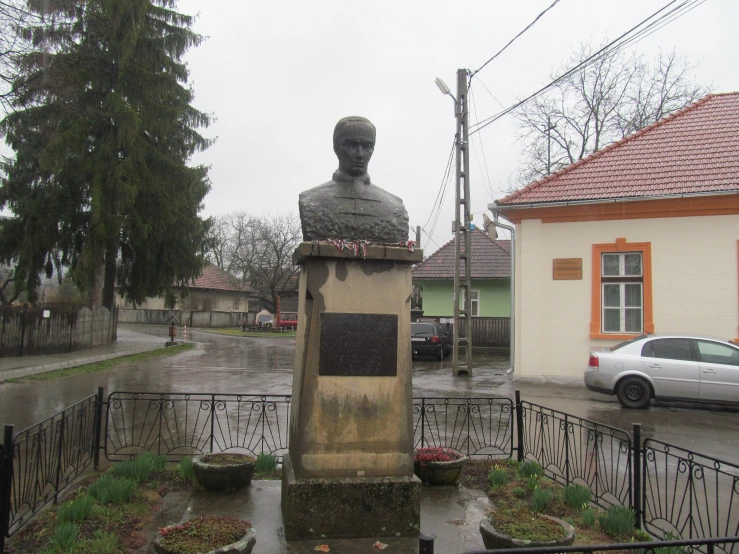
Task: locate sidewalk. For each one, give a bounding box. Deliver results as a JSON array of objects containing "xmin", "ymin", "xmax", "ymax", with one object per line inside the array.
[{"xmin": 0, "ymin": 327, "xmax": 169, "ymax": 382}]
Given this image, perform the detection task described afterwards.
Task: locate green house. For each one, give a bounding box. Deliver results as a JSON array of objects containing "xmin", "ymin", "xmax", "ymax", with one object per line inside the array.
[{"xmin": 413, "ymin": 229, "xmax": 511, "ymax": 317}]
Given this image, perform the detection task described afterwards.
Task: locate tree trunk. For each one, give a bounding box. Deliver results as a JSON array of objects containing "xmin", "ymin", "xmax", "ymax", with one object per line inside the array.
[
  {"xmin": 89, "ymin": 259, "xmax": 105, "ymax": 309},
  {"xmin": 102, "ymin": 239, "xmax": 118, "ymax": 309}
]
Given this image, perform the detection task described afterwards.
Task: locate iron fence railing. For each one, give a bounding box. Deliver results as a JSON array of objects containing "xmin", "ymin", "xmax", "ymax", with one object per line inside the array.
[
  {"xmin": 0, "ymin": 393, "xmax": 99, "ymax": 546},
  {"xmin": 104, "ymin": 393, "xmax": 292, "ymax": 461},
  {"xmin": 461, "ymin": 535, "xmax": 739, "ymax": 554},
  {"xmin": 413, "ymin": 397, "xmax": 513, "ymax": 458},
  {"xmin": 643, "ymin": 438, "xmax": 739, "ymax": 543},
  {"xmin": 518, "ymin": 398, "xmax": 632, "ymax": 511}
]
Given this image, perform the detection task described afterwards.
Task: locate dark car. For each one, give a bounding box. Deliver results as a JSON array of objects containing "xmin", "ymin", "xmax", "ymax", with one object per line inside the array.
[{"xmin": 411, "ymin": 322, "xmax": 451, "ymax": 361}]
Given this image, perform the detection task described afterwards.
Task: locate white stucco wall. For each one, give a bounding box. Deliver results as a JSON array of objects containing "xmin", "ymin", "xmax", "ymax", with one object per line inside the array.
[{"xmin": 515, "ymin": 214, "xmax": 739, "ymax": 378}]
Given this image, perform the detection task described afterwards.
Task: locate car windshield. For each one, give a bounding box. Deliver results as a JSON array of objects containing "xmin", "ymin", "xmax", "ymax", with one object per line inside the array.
[
  {"xmin": 257, "ymin": 315, "xmax": 273, "ymax": 323},
  {"xmin": 412, "ymin": 323, "xmax": 436, "ymax": 336},
  {"xmin": 610, "ymin": 335, "xmax": 648, "ymax": 351}
]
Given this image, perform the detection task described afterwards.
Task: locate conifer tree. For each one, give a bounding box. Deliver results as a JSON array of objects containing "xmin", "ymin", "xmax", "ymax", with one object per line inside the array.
[{"xmin": 0, "ymin": 0, "xmax": 213, "ymax": 308}]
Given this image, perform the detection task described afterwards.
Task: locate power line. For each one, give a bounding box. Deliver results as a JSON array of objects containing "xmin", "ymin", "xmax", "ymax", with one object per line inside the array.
[
  {"xmin": 423, "ymin": 140, "xmax": 455, "ymax": 231},
  {"xmin": 471, "ymin": 0, "xmax": 562, "ymax": 78},
  {"xmin": 469, "ymin": 90, "xmax": 496, "ymax": 201},
  {"xmin": 469, "ymin": 0, "xmax": 704, "ymax": 136}
]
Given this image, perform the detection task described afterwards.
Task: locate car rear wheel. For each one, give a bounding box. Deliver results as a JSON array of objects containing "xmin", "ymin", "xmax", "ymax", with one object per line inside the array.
[
  {"xmin": 616, "ymin": 377, "xmax": 651, "ymax": 409},
  {"xmin": 437, "ymin": 347, "xmax": 444, "ymax": 361}
]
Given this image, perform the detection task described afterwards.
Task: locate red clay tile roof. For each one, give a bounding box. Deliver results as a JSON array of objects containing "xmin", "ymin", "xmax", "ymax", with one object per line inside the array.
[
  {"xmin": 413, "ymin": 229, "xmax": 510, "ymax": 280},
  {"xmin": 189, "ymin": 264, "xmax": 253, "ymax": 293},
  {"xmin": 497, "ymin": 92, "xmax": 739, "ymax": 206}
]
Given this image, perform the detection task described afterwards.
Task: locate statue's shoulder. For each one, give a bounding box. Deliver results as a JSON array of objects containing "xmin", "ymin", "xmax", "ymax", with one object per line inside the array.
[
  {"xmin": 369, "ymin": 183, "xmax": 404, "ymax": 205},
  {"xmin": 299, "ymin": 180, "xmax": 338, "ymax": 201}
]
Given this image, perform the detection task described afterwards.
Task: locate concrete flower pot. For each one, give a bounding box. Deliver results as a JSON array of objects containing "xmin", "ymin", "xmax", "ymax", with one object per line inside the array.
[
  {"xmin": 479, "ymin": 514, "xmax": 575, "ymax": 550},
  {"xmin": 413, "ymin": 450, "xmax": 469, "ymax": 486},
  {"xmin": 154, "ymin": 520, "xmax": 256, "ymax": 554},
  {"xmin": 192, "ymin": 453, "xmax": 256, "ymax": 491}
]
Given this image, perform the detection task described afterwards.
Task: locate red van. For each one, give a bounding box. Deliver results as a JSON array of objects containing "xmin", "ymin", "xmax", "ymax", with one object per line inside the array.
[{"xmin": 278, "ymin": 313, "xmax": 298, "ymax": 330}]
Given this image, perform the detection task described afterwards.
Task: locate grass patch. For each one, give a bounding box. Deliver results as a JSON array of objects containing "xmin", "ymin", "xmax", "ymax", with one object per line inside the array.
[
  {"xmin": 563, "ymin": 484, "xmax": 592, "ymax": 510},
  {"xmin": 112, "ymin": 452, "xmax": 167, "ymax": 483},
  {"xmin": 255, "ymin": 453, "xmax": 278, "ymax": 474},
  {"xmin": 88, "ymin": 474, "xmax": 137, "ymax": 505},
  {"xmin": 598, "ymin": 505, "xmax": 635, "ymax": 539},
  {"xmin": 57, "ymin": 496, "xmax": 94, "ymax": 525},
  {"xmin": 203, "ymin": 328, "xmax": 296, "ymax": 338},
  {"xmin": 488, "ymin": 468, "xmax": 509, "ymax": 488},
  {"xmin": 49, "ymin": 522, "xmax": 79, "ymax": 553},
  {"xmin": 180, "ymin": 456, "xmax": 196, "ymax": 482},
  {"xmin": 10, "ymin": 343, "xmax": 195, "ymax": 383}
]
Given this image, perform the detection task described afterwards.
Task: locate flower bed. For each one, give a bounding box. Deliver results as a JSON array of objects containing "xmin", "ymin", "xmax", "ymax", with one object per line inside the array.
[{"xmin": 154, "ymin": 516, "xmax": 255, "ymax": 554}]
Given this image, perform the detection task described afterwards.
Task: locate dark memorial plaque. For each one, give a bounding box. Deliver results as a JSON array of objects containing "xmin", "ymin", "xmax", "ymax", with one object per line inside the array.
[{"xmin": 319, "ymin": 313, "xmax": 398, "ymax": 376}]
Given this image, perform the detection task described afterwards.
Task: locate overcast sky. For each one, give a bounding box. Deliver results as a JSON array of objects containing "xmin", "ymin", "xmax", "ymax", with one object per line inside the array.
[{"xmin": 176, "ymin": 0, "xmax": 737, "ymax": 254}]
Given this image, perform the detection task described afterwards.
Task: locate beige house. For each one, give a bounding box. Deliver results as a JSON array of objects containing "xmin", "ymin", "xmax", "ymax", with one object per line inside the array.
[
  {"xmin": 117, "ymin": 263, "xmax": 258, "ymax": 312},
  {"xmin": 492, "ymin": 92, "xmax": 739, "ymax": 378}
]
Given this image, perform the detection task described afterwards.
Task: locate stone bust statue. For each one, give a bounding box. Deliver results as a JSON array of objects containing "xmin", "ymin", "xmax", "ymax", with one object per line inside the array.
[{"xmin": 298, "ymin": 116, "xmax": 409, "ymax": 243}]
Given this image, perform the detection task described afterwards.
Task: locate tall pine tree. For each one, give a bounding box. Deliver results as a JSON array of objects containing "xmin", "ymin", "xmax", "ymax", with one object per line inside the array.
[{"xmin": 0, "ymin": 0, "xmax": 212, "ymax": 308}]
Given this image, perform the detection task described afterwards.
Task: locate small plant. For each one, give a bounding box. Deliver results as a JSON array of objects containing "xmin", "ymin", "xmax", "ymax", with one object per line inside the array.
[
  {"xmin": 563, "ymin": 484, "xmax": 592, "ymax": 509},
  {"xmin": 49, "ymin": 522, "xmax": 79, "ymax": 553},
  {"xmin": 255, "ymin": 453, "xmax": 278, "ymax": 474},
  {"xmin": 157, "ymin": 516, "xmax": 251, "ymax": 553},
  {"xmin": 654, "ymin": 532, "xmax": 686, "ymax": 554},
  {"xmin": 599, "ymin": 505, "xmax": 635, "ymax": 538},
  {"xmin": 505, "ymin": 459, "xmax": 520, "ymax": 469},
  {"xmin": 76, "ymin": 530, "xmax": 120, "ymax": 554},
  {"xmin": 580, "ymin": 506, "xmax": 596, "ymax": 528},
  {"xmin": 57, "ymin": 496, "xmax": 94, "ymax": 524},
  {"xmin": 487, "ymin": 468, "xmax": 509, "ymax": 488},
  {"xmin": 112, "ymin": 452, "xmax": 167, "ymax": 482},
  {"xmin": 414, "ymin": 447, "xmax": 463, "ymax": 464},
  {"xmin": 179, "ymin": 456, "xmax": 196, "ymax": 482},
  {"xmin": 88, "ymin": 473, "xmax": 136, "ymax": 505},
  {"xmin": 513, "ymin": 486, "xmax": 526, "ymax": 498},
  {"xmin": 526, "ymin": 475, "xmax": 539, "ymax": 491},
  {"xmin": 519, "ymin": 461, "xmax": 543, "ymax": 478},
  {"xmin": 531, "ymin": 488, "xmax": 553, "ymax": 513}
]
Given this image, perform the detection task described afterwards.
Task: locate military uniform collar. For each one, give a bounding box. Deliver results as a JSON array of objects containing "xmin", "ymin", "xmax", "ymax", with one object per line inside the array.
[{"xmin": 333, "ymin": 169, "xmax": 371, "ymax": 185}]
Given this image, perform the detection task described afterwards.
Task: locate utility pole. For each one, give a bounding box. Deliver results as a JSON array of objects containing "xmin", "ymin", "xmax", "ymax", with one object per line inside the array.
[{"xmin": 452, "ymin": 68, "xmax": 473, "ymax": 377}]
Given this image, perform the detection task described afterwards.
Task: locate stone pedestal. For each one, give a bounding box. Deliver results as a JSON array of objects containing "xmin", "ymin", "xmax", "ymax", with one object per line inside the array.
[{"xmin": 281, "ymin": 243, "xmax": 423, "ymax": 540}]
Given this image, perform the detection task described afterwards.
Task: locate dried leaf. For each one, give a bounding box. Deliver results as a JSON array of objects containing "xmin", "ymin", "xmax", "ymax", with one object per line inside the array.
[
  {"xmin": 373, "ymin": 541, "xmax": 389, "ymax": 549},
  {"xmin": 314, "ymin": 545, "xmax": 330, "ymax": 552}
]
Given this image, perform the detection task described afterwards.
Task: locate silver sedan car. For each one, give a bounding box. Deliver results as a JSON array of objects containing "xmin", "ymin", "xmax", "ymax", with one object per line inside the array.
[{"xmin": 584, "ymin": 334, "xmax": 739, "ymax": 409}]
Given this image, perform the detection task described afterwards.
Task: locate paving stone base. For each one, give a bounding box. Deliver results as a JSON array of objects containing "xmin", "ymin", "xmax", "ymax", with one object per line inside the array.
[{"xmin": 281, "ymin": 456, "xmax": 421, "ymax": 540}]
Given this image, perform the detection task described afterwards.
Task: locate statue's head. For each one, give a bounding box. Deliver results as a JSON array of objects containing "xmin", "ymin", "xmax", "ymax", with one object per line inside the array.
[{"xmin": 333, "ymin": 116, "xmax": 376, "ymax": 177}]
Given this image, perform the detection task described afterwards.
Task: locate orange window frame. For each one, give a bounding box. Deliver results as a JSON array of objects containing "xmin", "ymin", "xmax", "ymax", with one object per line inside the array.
[{"xmin": 591, "ymin": 238, "xmax": 654, "ymax": 340}]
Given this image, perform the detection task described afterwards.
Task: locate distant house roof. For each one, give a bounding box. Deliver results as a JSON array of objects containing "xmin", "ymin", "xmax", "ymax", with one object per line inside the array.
[
  {"xmin": 413, "ymin": 229, "xmax": 510, "ymax": 280},
  {"xmin": 187, "ymin": 264, "xmax": 254, "ymax": 293},
  {"xmin": 497, "ymin": 92, "xmax": 739, "ymax": 207}
]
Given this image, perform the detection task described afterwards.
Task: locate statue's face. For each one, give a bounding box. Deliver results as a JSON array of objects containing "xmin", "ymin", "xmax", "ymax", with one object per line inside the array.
[{"xmin": 335, "ymin": 122, "xmax": 375, "ymax": 177}]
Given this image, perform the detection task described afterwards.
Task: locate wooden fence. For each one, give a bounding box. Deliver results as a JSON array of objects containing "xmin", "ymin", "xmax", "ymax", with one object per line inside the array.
[
  {"xmin": 417, "ymin": 316, "xmax": 510, "ymax": 348},
  {"xmin": 117, "ymin": 309, "xmax": 253, "ymax": 328},
  {"xmin": 0, "ymin": 306, "xmax": 118, "ymax": 358}
]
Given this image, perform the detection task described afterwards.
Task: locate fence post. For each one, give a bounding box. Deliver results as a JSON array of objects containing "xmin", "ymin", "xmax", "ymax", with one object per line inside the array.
[
  {"xmin": 633, "ymin": 423, "xmax": 642, "ymax": 530},
  {"xmin": 93, "ymin": 387, "xmax": 105, "ymax": 469},
  {"xmin": 19, "ymin": 307, "xmax": 27, "ymax": 357},
  {"xmin": 210, "ymin": 395, "xmax": 216, "ymax": 453},
  {"xmin": 418, "ymin": 532, "xmax": 435, "ymax": 553},
  {"xmin": 0, "ymin": 425, "xmax": 14, "ymax": 554},
  {"xmin": 53, "ymin": 411, "xmax": 66, "ymax": 504},
  {"xmin": 514, "ymin": 390, "xmax": 524, "ymax": 462},
  {"xmin": 564, "ymin": 412, "xmax": 570, "ymax": 485},
  {"xmin": 420, "ymin": 398, "xmax": 426, "ymax": 448}
]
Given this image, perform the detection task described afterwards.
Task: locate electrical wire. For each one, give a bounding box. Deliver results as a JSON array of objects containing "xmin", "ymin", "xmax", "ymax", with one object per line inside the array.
[
  {"xmin": 469, "ymin": 90, "xmax": 496, "ymax": 201},
  {"xmin": 469, "ymin": 0, "xmax": 704, "ymax": 136},
  {"xmin": 471, "ymin": 0, "xmax": 562, "ymax": 78},
  {"xmin": 423, "ymin": 140, "xmax": 455, "ymax": 232}
]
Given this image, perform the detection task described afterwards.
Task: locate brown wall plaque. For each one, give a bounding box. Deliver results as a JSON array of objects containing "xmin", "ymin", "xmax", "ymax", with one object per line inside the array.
[
  {"xmin": 319, "ymin": 313, "xmax": 398, "ymax": 376},
  {"xmin": 553, "ymin": 258, "xmax": 582, "ymax": 280}
]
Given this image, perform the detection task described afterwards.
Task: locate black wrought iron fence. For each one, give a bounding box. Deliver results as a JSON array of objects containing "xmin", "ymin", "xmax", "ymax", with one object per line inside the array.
[
  {"xmin": 460, "ymin": 535, "xmax": 739, "ymax": 554},
  {"xmin": 105, "ymin": 393, "xmax": 292, "ymax": 461},
  {"xmin": 413, "ymin": 397, "xmax": 513, "ymax": 457},
  {"xmin": 517, "ymin": 397, "xmax": 632, "ymax": 511},
  {"xmin": 0, "ymin": 392, "xmax": 101, "ymax": 549},
  {"xmin": 643, "ymin": 438, "xmax": 739, "ymax": 543}
]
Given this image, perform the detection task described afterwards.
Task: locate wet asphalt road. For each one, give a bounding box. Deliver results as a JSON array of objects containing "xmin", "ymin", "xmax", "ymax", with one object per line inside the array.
[{"xmin": 1, "ymin": 324, "xmax": 738, "ymax": 461}]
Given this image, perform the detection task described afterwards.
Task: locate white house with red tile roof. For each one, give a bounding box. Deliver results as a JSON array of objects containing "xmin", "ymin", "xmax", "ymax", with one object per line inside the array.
[
  {"xmin": 491, "ymin": 92, "xmax": 739, "ymax": 379},
  {"xmin": 117, "ymin": 263, "xmax": 258, "ymax": 312}
]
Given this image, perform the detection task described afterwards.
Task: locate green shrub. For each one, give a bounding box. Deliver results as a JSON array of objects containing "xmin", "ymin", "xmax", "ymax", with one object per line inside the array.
[
  {"xmin": 563, "ymin": 484, "xmax": 592, "ymax": 509},
  {"xmin": 580, "ymin": 507, "xmax": 596, "ymax": 528},
  {"xmin": 112, "ymin": 452, "xmax": 167, "ymax": 482},
  {"xmin": 57, "ymin": 496, "xmax": 93, "ymax": 524},
  {"xmin": 49, "ymin": 523, "xmax": 79, "ymax": 553},
  {"xmin": 654, "ymin": 532, "xmax": 686, "ymax": 554},
  {"xmin": 255, "ymin": 453, "xmax": 278, "ymax": 474},
  {"xmin": 513, "ymin": 487, "xmax": 526, "ymax": 498},
  {"xmin": 526, "ymin": 475, "xmax": 539, "ymax": 491},
  {"xmin": 531, "ymin": 488, "xmax": 553, "ymax": 513},
  {"xmin": 88, "ymin": 474, "xmax": 136, "ymax": 505},
  {"xmin": 487, "ymin": 468, "xmax": 509, "ymax": 488},
  {"xmin": 599, "ymin": 505, "xmax": 635, "ymax": 538},
  {"xmin": 519, "ymin": 461, "xmax": 543, "ymax": 478},
  {"xmin": 179, "ymin": 456, "xmax": 196, "ymax": 482},
  {"xmin": 505, "ymin": 459, "xmax": 520, "ymax": 468}
]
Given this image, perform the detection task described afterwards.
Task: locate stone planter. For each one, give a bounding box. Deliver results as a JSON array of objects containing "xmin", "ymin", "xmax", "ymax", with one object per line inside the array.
[
  {"xmin": 479, "ymin": 514, "xmax": 575, "ymax": 550},
  {"xmin": 413, "ymin": 452, "xmax": 469, "ymax": 486},
  {"xmin": 192, "ymin": 453, "xmax": 256, "ymax": 491},
  {"xmin": 154, "ymin": 521, "xmax": 256, "ymax": 554}
]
